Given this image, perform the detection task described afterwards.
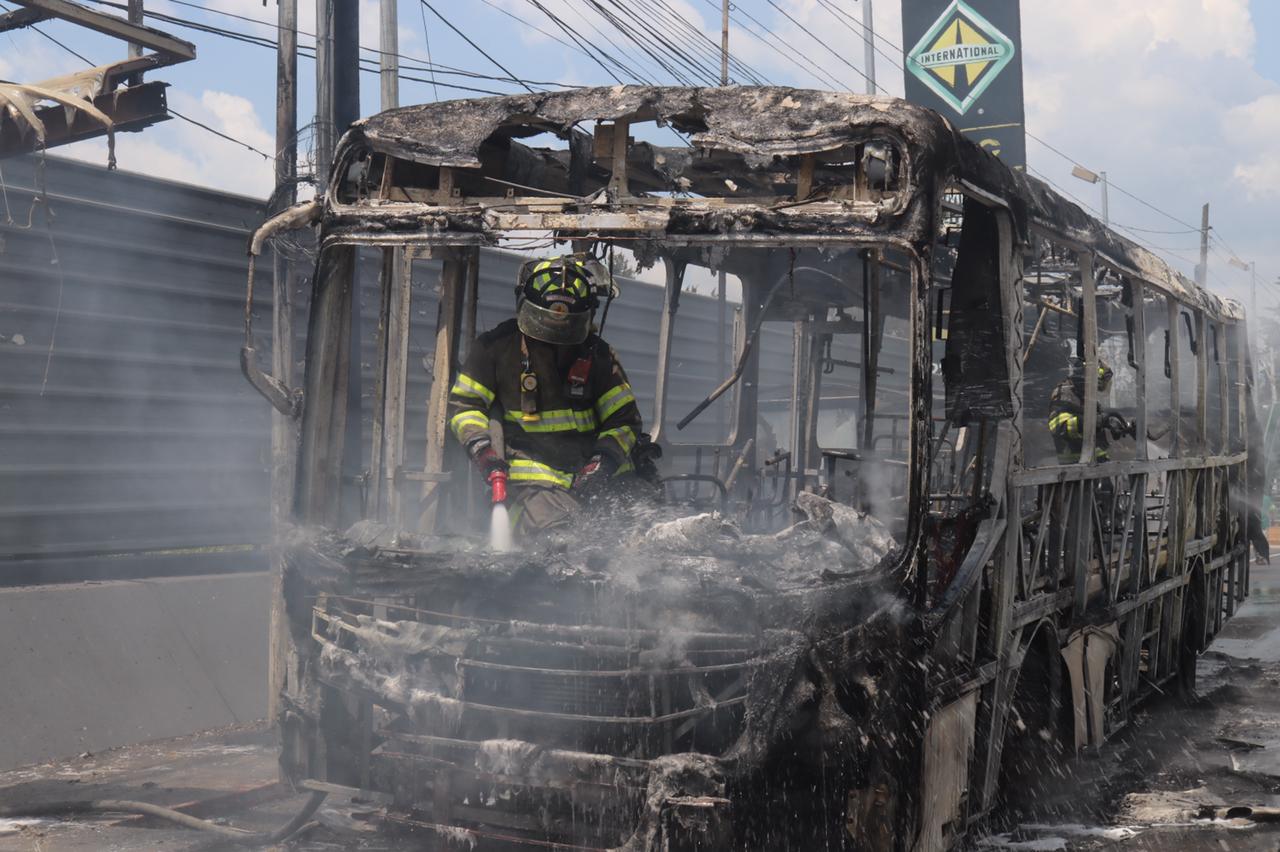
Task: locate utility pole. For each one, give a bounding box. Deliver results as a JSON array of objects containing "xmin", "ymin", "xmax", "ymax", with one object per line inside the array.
[
  {"xmin": 717, "ymin": 0, "xmax": 729, "ymax": 450},
  {"xmin": 126, "ymin": 0, "xmax": 143, "ymax": 85},
  {"xmin": 334, "ymin": 0, "xmax": 360, "ymax": 138},
  {"xmin": 267, "ymin": 0, "xmax": 298, "ymax": 725},
  {"xmin": 314, "ymin": 0, "xmax": 333, "ymax": 191},
  {"xmin": 328, "ymin": 0, "xmax": 363, "ymax": 527},
  {"xmin": 316, "ymin": 0, "xmax": 359, "ymax": 188},
  {"xmin": 1100, "ymin": 171, "xmax": 1109, "ymax": 228},
  {"xmin": 862, "ymin": 0, "xmax": 876, "ymax": 95},
  {"xmin": 1252, "ymin": 261, "xmax": 1258, "ymax": 325},
  {"xmin": 380, "ymin": 0, "xmax": 399, "ymax": 110},
  {"xmin": 720, "ymin": 0, "xmax": 729, "ymax": 86},
  {"xmin": 1196, "ymin": 203, "xmax": 1210, "ymax": 287}
]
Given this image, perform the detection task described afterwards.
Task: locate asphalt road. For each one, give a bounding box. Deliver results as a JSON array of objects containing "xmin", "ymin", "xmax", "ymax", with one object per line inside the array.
[{"xmin": 976, "ymin": 558, "xmax": 1280, "ymax": 851}]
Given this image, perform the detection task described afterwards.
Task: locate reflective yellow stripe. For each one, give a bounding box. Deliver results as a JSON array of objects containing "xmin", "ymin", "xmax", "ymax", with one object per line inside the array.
[
  {"xmin": 450, "ymin": 410, "xmax": 489, "ymax": 440},
  {"xmin": 1049, "ymin": 412, "xmax": 1080, "ymax": 438},
  {"xmin": 599, "ymin": 425, "xmax": 637, "ymax": 455},
  {"xmin": 451, "ymin": 373, "xmax": 495, "ymax": 406},
  {"xmin": 612, "ymin": 461, "xmax": 634, "ymax": 477},
  {"xmin": 595, "ymin": 383, "xmax": 635, "ymax": 420},
  {"xmin": 504, "ymin": 409, "xmax": 597, "ymax": 433},
  {"xmin": 508, "ymin": 459, "xmax": 574, "ymax": 489}
]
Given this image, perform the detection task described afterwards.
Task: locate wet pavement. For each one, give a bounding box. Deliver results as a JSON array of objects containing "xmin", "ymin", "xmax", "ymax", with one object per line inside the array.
[
  {"xmin": 976, "ymin": 558, "xmax": 1280, "ymax": 851},
  {"xmin": 2, "ymin": 563, "xmax": 1279, "ymax": 850}
]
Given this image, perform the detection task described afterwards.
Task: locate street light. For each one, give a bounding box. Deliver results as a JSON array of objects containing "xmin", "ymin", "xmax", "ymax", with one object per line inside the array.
[
  {"xmin": 1071, "ymin": 164, "xmax": 1109, "ymax": 227},
  {"xmin": 1230, "ymin": 256, "xmax": 1257, "ymax": 321}
]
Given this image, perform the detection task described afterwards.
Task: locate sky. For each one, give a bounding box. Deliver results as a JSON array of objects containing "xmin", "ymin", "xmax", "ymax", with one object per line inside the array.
[{"xmin": 3, "ymin": 0, "xmax": 1279, "ymax": 309}]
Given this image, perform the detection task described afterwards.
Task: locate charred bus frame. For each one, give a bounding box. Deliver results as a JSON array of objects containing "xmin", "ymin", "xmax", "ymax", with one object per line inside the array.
[{"xmin": 241, "ymin": 86, "xmax": 1256, "ymax": 850}]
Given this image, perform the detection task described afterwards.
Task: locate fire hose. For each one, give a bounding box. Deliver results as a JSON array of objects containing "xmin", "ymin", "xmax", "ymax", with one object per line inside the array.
[{"xmin": 0, "ymin": 789, "xmax": 327, "ymax": 847}]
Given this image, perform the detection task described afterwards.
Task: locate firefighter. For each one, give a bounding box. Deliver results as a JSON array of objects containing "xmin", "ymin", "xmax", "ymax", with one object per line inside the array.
[
  {"xmin": 447, "ymin": 255, "xmax": 644, "ymax": 538},
  {"xmin": 1048, "ymin": 360, "xmax": 1132, "ymax": 463}
]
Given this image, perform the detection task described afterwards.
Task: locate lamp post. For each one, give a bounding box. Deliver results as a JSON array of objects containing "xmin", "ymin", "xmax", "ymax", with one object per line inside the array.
[
  {"xmin": 1071, "ymin": 164, "xmax": 1109, "ymax": 227},
  {"xmin": 1230, "ymin": 256, "xmax": 1257, "ymax": 324}
]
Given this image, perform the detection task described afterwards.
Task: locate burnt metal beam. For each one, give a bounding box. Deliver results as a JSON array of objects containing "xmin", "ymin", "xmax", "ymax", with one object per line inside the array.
[
  {"xmin": 0, "ymin": 5, "xmax": 52, "ymax": 31},
  {"xmin": 0, "ymin": 80, "xmax": 169, "ymax": 159},
  {"xmin": 11, "ymin": 0, "xmax": 194, "ymax": 59}
]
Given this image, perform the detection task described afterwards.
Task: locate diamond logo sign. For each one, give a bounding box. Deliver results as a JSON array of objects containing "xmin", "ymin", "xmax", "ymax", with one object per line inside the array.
[{"xmin": 905, "ymin": 0, "xmax": 1016, "ymax": 116}]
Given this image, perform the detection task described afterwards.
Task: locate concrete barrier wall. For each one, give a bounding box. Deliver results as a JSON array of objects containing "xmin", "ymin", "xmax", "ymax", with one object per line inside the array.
[{"xmin": 0, "ymin": 572, "xmax": 270, "ymax": 770}]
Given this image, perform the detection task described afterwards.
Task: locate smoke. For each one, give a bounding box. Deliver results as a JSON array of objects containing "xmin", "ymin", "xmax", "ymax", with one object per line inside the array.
[{"xmin": 0, "ymin": 154, "xmax": 284, "ymax": 584}]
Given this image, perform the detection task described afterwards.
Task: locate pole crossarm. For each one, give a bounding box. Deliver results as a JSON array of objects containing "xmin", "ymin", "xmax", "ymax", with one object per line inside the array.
[
  {"xmin": 11, "ymin": 0, "xmax": 195, "ymax": 61},
  {"xmin": 0, "ymin": 5, "xmax": 53, "ymax": 32}
]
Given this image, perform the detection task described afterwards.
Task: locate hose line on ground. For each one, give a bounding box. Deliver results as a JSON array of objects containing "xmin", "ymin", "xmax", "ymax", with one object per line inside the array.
[{"xmin": 0, "ymin": 789, "xmax": 327, "ymax": 847}]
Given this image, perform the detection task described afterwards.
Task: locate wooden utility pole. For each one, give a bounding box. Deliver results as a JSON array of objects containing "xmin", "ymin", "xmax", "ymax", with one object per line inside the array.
[
  {"xmin": 125, "ymin": 0, "xmax": 142, "ymax": 85},
  {"xmin": 314, "ymin": 0, "xmax": 333, "ymax": 190},
  {"xmin": 267, "ymin": 0, "xmax": 298, "ymax": 724},
  {"xmin": 717, "ymin": 0, "xmax": 729, "ymax": 446},
  {"xmin": 380, "ymin": 0, "xmax": 399, "ymax": 110},
  {"xmin": 1196, "ymin": 203, "xmax": 1210, "ymax": 287},
  {"xmin": 720, "ymin": 0, "xmax": 729, "ymax": 86},
  {"xmin": 1251, "ymin": 261, "xmax": 1257, "ymax": 327},
  {"xmin": 330, "ymin": 0, "xmax": 363, "ymax": 526},
  {"xmin": 334, "ymin": 0, "xmax": 360, "ymax": 132}
]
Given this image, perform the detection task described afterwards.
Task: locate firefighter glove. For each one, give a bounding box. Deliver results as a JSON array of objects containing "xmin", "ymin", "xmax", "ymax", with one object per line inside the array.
[
  {"xmin": 467, "ymin": 438, "xmax": 508, "ymax": 478},
  {"xmin": 572, "ymin": 453, "xmax": 618, "ymax": 501},
  {"xmin": 1104, "ymin": 411, "xmax": 1133, "ymax": 439}
]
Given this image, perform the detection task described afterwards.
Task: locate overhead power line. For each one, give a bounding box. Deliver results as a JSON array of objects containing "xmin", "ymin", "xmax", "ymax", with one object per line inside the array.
[
  {"xmin": 812, "ymin": 0, "xmax": 906, "ymax": 81},
  {"xmin": 169, "ymin": 107, "xmax": 274, "ymax": 160},
  {"xmin": 0, "ymin": 0, "xmax": 94, "ymax": 64},
  {"xmin": 476, "ymin": 0, "xmax": 580, "ymax": 54},
  {"xmin": 696, "ymin": 0, "xmax": 849, "ymax": 91},
  {"xmin": 762, "ymin": 0, "xmax": 877, "ymax": 92},
  {"xmin": 521, "ymin": 0, "xmax": 629, "ymax": 84},
  {"xmin": 572, "ymin": 1, "xmax": 667, "ymax": 84},
  {"xmin": 418, "ymin": 1, "xmax": 535, "ymax": 93},
  {"xmin": 1024, "ymin": 131, "xmax": 1275, "ymax": 295},
  {"xmin": 417, "ymin": 0, "xmax": 439, "ymax": 99}
]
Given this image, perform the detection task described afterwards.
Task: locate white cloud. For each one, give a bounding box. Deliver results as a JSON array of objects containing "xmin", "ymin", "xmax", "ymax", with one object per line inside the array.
[
  {"xmin": 59, "ymin": 88, "xmax": 274, "ymax": 198},
  {"xmin": 1227, "ymin": 92, "xmax": 1280, "ymax": 199},
  {"xmin": 1010, "ymin": 0, "xmax": 1280, "ymax": 296}
]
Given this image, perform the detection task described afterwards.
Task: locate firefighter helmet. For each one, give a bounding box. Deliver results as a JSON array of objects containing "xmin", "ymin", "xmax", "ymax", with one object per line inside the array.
[
  {"xmin": 1098, "ymin": 360, "xmax": 1113, "ymax": 393},
  {"xmin": 515, "ymin": 256, "xmax": 601, "ymax": 345}
]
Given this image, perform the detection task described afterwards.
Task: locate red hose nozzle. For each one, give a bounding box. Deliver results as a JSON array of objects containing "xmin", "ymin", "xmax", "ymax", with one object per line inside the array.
[{"xmin": 488, "ymin": 470, "xmax": 508, "ymax": 504}]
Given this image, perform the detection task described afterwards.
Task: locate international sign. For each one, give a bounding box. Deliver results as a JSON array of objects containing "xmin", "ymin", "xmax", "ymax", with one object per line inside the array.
[
  {"xmin": 902, "ymin": 0, "xmax": 1026, "ymax": 168},
  {"xmin": 906, "ymin": 0, "xmax": 1015, "ymax": 115}
]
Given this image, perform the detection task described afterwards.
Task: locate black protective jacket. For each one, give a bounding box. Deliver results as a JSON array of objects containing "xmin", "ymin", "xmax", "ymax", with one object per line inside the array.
[{"xmin": 447, "ymin": 319, "xmax": 643, "ymax": 488}]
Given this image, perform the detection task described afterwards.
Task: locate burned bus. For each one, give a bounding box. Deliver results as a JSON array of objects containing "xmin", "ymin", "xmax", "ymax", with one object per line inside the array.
[{"xmin": 240, "ymin": 87, "xmax": 1258, "ymax": 850}]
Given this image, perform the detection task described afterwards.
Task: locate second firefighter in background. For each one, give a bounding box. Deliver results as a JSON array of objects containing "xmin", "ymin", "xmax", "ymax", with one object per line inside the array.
[
  {"xmin": 447, "ymin": 255, "xmax": 643, "ymax": 537},
  {"xmin": 1048, "ymin": 361, "xmax": 1132, "ymax": 464}
]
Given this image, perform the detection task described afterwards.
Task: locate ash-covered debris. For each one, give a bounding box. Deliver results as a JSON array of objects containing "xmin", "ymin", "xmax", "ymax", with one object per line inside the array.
[{"xmin": 282, "ymin": 494, "xmax": 923, "ymax": 850}]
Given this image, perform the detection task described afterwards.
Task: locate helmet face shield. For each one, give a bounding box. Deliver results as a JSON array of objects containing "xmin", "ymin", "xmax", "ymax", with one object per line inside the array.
[
  {"xmin": 515, "ymin": 255, "xmax": 603, "ymax": 345},
  {"xmin": 518, "ymin": 299, "xmax": 592, "ymax": 345}
]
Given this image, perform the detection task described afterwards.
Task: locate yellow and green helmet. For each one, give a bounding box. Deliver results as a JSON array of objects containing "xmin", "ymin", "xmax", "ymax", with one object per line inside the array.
[{"xmin": 516, "ymin": 255, "xmax": 598, "ymax": 345}]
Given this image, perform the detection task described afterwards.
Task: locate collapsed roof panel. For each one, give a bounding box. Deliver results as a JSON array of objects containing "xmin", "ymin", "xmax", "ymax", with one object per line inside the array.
[{"xmin": 326, "ymin": 85, "xmax": 1241, "ymax": 320}]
